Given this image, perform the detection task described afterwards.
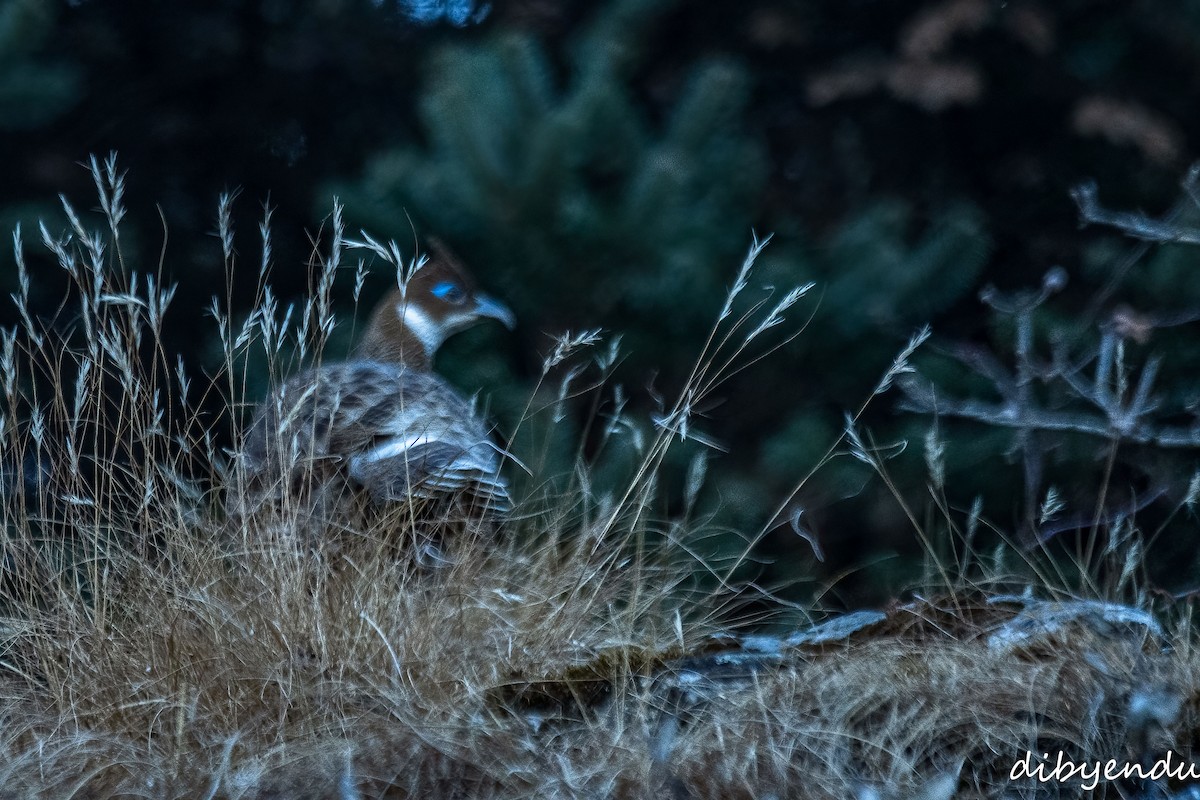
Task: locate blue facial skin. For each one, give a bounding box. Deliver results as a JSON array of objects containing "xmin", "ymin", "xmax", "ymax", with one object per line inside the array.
[{"xmin": 432, "ymin": 281, "xmax": 466, "ymax": 304}]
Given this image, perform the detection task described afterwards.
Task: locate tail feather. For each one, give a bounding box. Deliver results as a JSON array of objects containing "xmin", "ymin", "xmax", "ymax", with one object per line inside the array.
[{"xmin": 348, "ymin": 438, "xmax": 511, "ymax": 513}]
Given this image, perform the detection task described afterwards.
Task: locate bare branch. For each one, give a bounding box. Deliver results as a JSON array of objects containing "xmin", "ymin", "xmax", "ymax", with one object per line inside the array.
[
  {"xmin": 897, "ymin": 375, "xmax": 1200, "ymax": 448},
  {"xmin": 1072, "ymin": 174, "xmax": 1200, "ymax": 244}
]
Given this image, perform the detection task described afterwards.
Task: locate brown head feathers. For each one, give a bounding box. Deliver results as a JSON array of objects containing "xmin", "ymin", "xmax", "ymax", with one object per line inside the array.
[{"xmin": 354, "ymin": 240, "xmax": 515, "ymax": 370}]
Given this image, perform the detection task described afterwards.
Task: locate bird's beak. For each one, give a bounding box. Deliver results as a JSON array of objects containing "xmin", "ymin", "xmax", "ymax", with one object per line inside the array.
[{"xmin": 474, "ymin": 294, "xmax": 516, "ymax": 330}]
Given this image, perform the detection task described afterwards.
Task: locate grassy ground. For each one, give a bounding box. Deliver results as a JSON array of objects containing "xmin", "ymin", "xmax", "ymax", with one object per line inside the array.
[{"xmin": 0, "ymin": 160, "xmax": 1197, "ymax": 799}]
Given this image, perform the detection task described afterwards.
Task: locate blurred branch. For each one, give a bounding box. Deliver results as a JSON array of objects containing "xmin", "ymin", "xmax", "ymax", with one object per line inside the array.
[
  {"xmin": 897, "ymin": 262, "xmax": 1200, "ymax": 541},
  {"xmin": 897, "ymin": 374, "xmax": 1200, "ymax": 448},
  {"xmin": 1034, "ymin": 484, "xmax": 1166, "ymax": 543},
  {"xmin": 897, "ymin": 163, "xmax": 1200, "ymax": 551},
  {"xmin": 898, "ymin": 277, "xmax": 1197, "ymax": 448},
  {"xmin": 1071, "ymin": 164, "xmax": 1200, "ymax": 244}
]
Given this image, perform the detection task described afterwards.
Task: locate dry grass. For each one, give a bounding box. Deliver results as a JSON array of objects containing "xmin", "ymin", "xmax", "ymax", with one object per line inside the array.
[{"xmin": 0, "ymin": 158, "xmax": 1197, "ymax": 799}]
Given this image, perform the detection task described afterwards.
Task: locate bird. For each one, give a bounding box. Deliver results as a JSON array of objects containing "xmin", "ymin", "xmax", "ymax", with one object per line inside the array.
[{"xmin": 230, "ymin": 241, "xmax": 516, "ymax": 525}]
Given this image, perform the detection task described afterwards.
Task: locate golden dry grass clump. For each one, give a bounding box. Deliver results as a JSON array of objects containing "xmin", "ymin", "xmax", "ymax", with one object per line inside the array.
[{"xmin": 0, "ymin": 159, "xmax": 1197, "ymax": 799}]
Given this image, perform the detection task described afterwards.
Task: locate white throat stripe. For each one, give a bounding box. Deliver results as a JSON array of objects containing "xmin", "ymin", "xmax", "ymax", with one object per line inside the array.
[{"xmin": 399, "ymin": 302, "xmax": 441, "ymax": 359}]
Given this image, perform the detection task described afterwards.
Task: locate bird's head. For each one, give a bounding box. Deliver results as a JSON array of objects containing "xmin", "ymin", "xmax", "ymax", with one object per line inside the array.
[{"xmin": 355, "ymin": 240, "xmax": 515, "ymax": 369}]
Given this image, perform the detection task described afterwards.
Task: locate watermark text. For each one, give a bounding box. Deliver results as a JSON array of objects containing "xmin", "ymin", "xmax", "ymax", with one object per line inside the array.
[{"xmin": 1011, "ymin": 751, "xmax": 1200, "ymax": 791}]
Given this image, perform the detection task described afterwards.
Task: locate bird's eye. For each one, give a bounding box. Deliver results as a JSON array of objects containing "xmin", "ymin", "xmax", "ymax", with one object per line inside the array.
[{"xmin": 431, "ymin": 281, "xmax": 466, "ymax": 304}]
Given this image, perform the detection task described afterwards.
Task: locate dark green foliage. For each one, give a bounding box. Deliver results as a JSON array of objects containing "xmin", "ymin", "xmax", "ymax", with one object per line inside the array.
[
  {"xmin": 820, "ymin": 200, "xmax": 989, "ymax": 334},
  {"xmin": 335, "ymin": 5, "xmax": 766, "ymax": 364},
  {"xmin": 3, "ymin": 0, "xmax": 1200, "ymax": 602},
  {"xmin": 0, "ymin": 0, "xmax": 79, "ymax": 130}
]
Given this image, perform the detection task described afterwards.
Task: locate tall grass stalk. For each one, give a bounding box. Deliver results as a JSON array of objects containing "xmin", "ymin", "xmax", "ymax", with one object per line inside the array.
[{"xmin": 0, "ymin": 162, "xmax": 815, "ymax": 795}]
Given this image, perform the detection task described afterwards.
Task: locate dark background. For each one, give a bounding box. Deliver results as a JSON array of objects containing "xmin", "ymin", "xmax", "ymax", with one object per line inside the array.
[{"xmin": 4, "ymin": 0, "xmax": 1199, "ymax": 604}]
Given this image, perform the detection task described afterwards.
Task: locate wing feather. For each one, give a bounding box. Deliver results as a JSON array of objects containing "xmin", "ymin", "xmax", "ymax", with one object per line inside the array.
[{"xmin": 235, "ymin": 359, "xmax": 511, "ymax": 515}]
